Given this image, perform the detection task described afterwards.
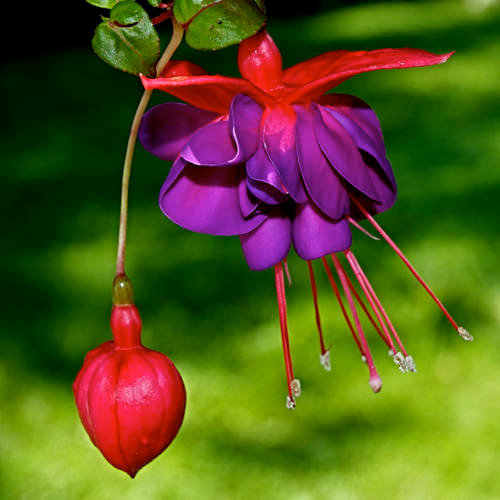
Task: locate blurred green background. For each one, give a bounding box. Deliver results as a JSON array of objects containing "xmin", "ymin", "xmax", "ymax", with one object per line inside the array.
[{"xmin": 2, "ymin": 1, "xmax": 500, "ymax": 498}]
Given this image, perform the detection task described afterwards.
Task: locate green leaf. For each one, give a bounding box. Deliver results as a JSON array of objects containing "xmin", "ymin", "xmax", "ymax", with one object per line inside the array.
[
  {"xmin": 181, "ymin": 0, "xmax": 267, "ymax": 50},
  {"xmin": 145, "ymin": 0, "xmax": 162, "ymax": 6},
  {"xmin": 86, "ymin": 0, "xmax": 129, "ymax": 9},
  {"xmin": 173, "ymin": 0, "xmax": 214, "ymax": 24},
  {"xmin": 91, "ymin": 1, "xmax": 160, "ymax": 76}
]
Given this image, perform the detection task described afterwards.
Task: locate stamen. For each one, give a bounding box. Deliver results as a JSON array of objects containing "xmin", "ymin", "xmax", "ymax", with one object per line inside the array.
[
  {"xmin": 347, "ymin": 216, "xmax": 380, "ymax": 240},
  {"xmin": 337, "ymin": 252, "xmax": 397, "ymax": 353},
  {"xmin": 307, "ymin": 261, "xmax": 330, "ymax": 368},
  {"xmin": 405, "ymin": 355, "xmax": 417, "ymax": 372},
  {"xmin": 352, "ymin": 199, "xmax": 465, "ymax": 335},
  {"xmin": 393, "ymin": 352, "xmax": 407, "ymax": 373},
  {"xmin": 321, "ymin": 257, "xmax": 364, "ymax": 356},
  {"xmin": 331, "ymin": 255, "xmax": 382, "ymax": 393},
  {"xmin": 458, "ymin": 326, "xmax": 473, "ymax": 342},
  {"xmin": 344, "ymin": 250, "xmax": 409, "ymax": 358},
  {"xmin": 274, "ymin": 262, "xmax": 297, "ymax": 409},
  {"xmin": 320, "ymin": 350, "xmax": 332, "ymax": 371},
  {"xmin": 290, "ymin": 379, "xmax": 302, "ymax": 397}
]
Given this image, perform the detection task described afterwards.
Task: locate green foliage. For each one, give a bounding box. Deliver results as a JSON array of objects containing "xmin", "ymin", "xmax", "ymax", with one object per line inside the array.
[
  {"xmin": 91, "ymin": 1, "xmax": 160, "ymax": 76},
  {"xmin": 174, "ymin": 0, "xmax": 267, "ymax": 50}
]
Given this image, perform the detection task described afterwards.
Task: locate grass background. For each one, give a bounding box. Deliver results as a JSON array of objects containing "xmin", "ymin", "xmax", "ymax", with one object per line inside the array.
[{"xmin": 1, "ymin": 1, "xmax": 500, "ymax": 498}]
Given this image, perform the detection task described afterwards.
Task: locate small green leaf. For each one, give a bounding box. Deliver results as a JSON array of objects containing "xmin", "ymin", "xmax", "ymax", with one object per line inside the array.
[
  {"xmin": 146, "ymin": 0, "xmax": 162, "ymax": 6},
  {"xmin": 173, "ymin": 0, "xmax": 214, "ymax": 24},
  {"xmin": 183, "ymin": 0, "xmax": 266, "ymax": 50},
  {"xmin": 86, "ymin": 0, "xmax": 129, "ymax": 9},
  {"xmin": 91, "ymin": 1, "xmax": 160, "ymax": 76}
]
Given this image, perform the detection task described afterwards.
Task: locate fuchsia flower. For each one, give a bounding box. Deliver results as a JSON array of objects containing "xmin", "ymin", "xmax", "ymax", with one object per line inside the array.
[
  {"xmin": 74, "ymin": 303, "xmax": 186, "ymax": 476},
  {"xmin": 139, "ymin": 30, "xmax": 471, "ymax": 408}
]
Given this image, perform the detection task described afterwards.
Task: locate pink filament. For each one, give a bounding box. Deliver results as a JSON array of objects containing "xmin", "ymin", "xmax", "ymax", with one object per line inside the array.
[
  {"xmin": 347, "ymin": 216, "xmax": 380, "ymax": 240},
  {"xmin": 333, "ymin": 255, "xmax": 393, "ymax": 350},
  {"xmin": 353, "ymin": 199, "xmax": 459, "ymax": 330},
  {"xmin": 330, "ymin": 255, "xmax": 381, "ymax": 383},
  {"xmin": 321, "ymin": 257, "xmax": 364, "ymax": 355},
  {"xmin": 333, "ymin": 254, "xmax": 396, "ymax": 353},
  {"xmin": 274, "ymin": 262, "xmax": 295, "ymax": 400},
  {"xmin": 345, "ymin": 250, "xmax": 409, "ymax": 356},
  {"xmin": 307, "ymin": 261, "xmax": 327, "ymax": 355},
  {"xmin": 283, "ymin": 257, "xmax": 292, "ymax": 286}
]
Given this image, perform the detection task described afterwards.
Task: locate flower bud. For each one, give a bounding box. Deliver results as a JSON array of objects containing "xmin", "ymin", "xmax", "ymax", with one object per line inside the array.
[{"xmin": 73, "ymin": 304, "xmax": 186, "ymax": 477}]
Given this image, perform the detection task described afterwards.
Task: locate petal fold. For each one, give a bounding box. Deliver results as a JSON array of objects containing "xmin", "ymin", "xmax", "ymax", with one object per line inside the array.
[
  {"xmin": 139, "ymin": 103, "xmax": 218, "ymax": 162},
  {"xmin": 263, "ymin": 105, "xmax": 307, "ymax": 203},
  {"xmin": 292, "ymin": 202, "xmax": 352, "ymax": 260},
  {"xmin": 240, "ymin": 211, "xmax": 291, "ymax": 271},
  {"xmin": 295, "ymin": 105, "xmax": 350, "ymax": 220},
  {"xmin": 159, "ymin": 164, "xmax": 265, "ymax": 236},
  {"xmin": 313, "ymin": 105, "xmax": 380, "ymax": 201},
  {"xmin": 319, "ymin": 94, "xmax": 396, "ymax": 190}
]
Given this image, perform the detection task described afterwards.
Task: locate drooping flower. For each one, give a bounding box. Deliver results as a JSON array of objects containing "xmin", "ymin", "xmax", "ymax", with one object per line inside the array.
[
  {"xmin": 73, "ymin": 283, "xmax": 186, "ymax": 477},
  {"xmin": 139, "ymin": 30, "xmax": 471, "ymax": 408}
]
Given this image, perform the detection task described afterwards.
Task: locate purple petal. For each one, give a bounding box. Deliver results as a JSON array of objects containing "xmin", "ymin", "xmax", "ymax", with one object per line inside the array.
[
  {"xmin": 295, "ymin": 105, "xmax": 350, "ymax": 220},
  {"xmin": 160, "ymin": 164, "xmax": 265, "ymax": 236},
  {"xmin": 313, "ymin": 104, "xmax": 381, "ymax": 202},
  {"xmin": 292, "ymin": 201, "xmax": 352, "ymax": 260},
  {"xmin": 139, "ymin": 103, "xmax": 218, "ymax": 162},
  {"xmin": 263, "ymin": 105, "xmax": 308, "ymax": 203},
  {"xmin": 247, "ymin": 177, "xmax": 288, "ymax": 205},
  {"xmin": 181, "ymin": 120, "xmax": 236, "ymax": 166},
  {"xmin": 240, "ymin": 211, "xmax": 292, "ymax": 271},
  {"xmin": 247, "ymin": 140, "xmax": 286, "ymax": 195},
  {"xmin": 159, "ymin": 156, "xmax": 187, "ymax": 200},
  {"xmin": 238, "ymin": 175, "xmax": 259, "ymax": 217},
  {"xmin": 322, "ymin": 103, "xmax": 396, "ymax": 192},
  {"xmin": 181, "ymin": 94, "xmax": 262, "ymax": 167},
  {"xmin": 230, "ymin": 94, "xmax": 263, "ymax": 162}
]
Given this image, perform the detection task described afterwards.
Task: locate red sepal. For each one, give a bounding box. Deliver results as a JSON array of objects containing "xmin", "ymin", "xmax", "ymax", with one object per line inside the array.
[
  {"xmin": 238, "ymin": 29, "xmax": 283, "ymax": 92},
  {"xmin": 283, "ymin": 48, "xmax": 454, "ymax": 103}
]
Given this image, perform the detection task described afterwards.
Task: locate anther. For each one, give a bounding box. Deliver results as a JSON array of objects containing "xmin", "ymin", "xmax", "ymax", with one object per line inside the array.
[
  {"xmin": 361, "ymin": 355, "xmax": 367, "ymax": 364},
  {"xmin": 405, "ymin": 355, "xmax": 417, "ymax": 372},
  {"xmin": 393, "ymin": 352, "xmax": 408, "ymax": 373},
  {"xmin": 388, "ymin": 349, "xmax": 395, "ymax": 357},
  {"xmin": 290, "ymin": 378, "xmax": 302, "ymax": 398},
  {"xmin": 458, "ymin": 326, "xmax": 473, "ymax": 342},
  {"xmin": 320, "ymin": 350, "xmax": 332, "ymax": 371},
  {"xmin": 286, "ymin": 395, "xmax": 296, "ymax": 410}
]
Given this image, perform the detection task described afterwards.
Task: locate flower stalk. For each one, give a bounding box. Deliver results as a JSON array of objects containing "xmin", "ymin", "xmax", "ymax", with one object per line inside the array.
[{"xmin": 116, "ymin": 18, "xmax": 184, "ymax": 277}]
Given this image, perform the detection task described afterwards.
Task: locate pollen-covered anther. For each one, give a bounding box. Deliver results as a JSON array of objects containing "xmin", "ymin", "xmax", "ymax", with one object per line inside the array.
[
  {"xmin": 388, "ymin": 349, "xmax": 395, "ymax": 357},
  {"xmin": 405, "ymin": 355, "xmax": 417, "ymax": 373},
  {"xmin": 291, "ymin": 378, "xmax": 302, "ymax": 398},
  {"xmin": 458, "ymin": 326, "xmax": 473, "ymax": 342},
  {"xmin": 286, "ymin": 395, "xmax": 296, "ymax": 410},
  {"xmin": 320, "ymin": 350, "xmax": 332, "ymax": 371},
  {"xmin": 393, "ymin": 352, "xmax": 408, "ymax": 373}
]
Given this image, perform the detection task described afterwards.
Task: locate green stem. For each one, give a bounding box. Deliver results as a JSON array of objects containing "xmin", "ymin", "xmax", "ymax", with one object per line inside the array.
[{"xmin": 116, "ymin": 18, "xmax": 184, "ymax": 276}]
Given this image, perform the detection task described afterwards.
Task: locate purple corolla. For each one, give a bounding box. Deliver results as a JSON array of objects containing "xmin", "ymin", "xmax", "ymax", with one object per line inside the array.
[{"xmin": 139, "ymin": 30, "xmax": 471, "ymax": 408}]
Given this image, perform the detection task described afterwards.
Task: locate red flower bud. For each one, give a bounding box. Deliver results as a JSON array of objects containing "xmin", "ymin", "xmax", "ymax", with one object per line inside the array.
[{"xmin": 73, "ymin": 304, "xmax": 186, "ymax": 477}]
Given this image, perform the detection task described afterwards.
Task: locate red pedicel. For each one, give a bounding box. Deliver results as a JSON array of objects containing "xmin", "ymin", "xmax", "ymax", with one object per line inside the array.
[{"xmin": 73, "ymin": 303, "xmax": 186, "ymax": 477}]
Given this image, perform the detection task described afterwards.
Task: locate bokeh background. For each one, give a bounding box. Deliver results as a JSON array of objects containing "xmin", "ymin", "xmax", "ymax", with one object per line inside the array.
[{"xmin": 2, "ymin": 0, "xmax": 500, "ymax": 498}]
